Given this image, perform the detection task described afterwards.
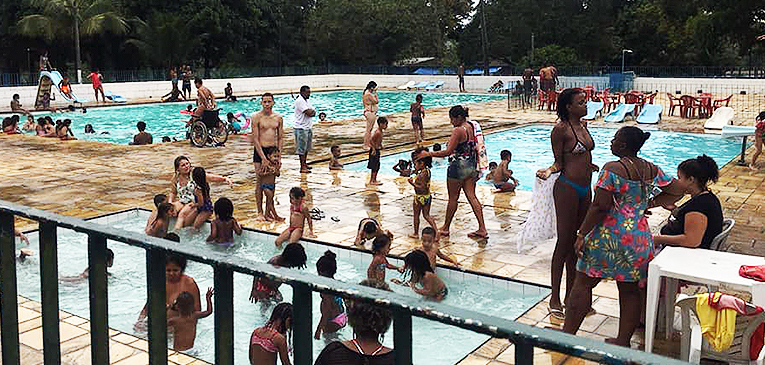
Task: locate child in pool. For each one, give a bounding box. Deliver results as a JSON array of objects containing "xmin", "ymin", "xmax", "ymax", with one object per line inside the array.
[
  {"xmin": 60, "ymin": 248, "xmax": 114, "ymax": 282},
  {"xmin": 57, "ymin": 119, "xmax": 77, "ymax": 140},
  {"xmin": 275, "ymin": 187, "xmax": 312, "ymax": 247},
  {"xmin": 314, "ymin": 251, "xmax": 346, "ymax": 339},
  {"xmin": 392, "ymin": 159, "xmax": 412, "ymax": 177},
  {"xmin": 146, "ymin": 194, "xmax": 169, "ymax": 232},
  {"xmin": 419, "ymin": 227, "xmax": 459, "ymax": 268},
  {"xmin": 189, "ymin": 167, "xmax": 214, "ymax": 230},
  {"xmin": 206, "ymin": 197, "xmax": 242, "ymax": 244},
  {"xmin": 167, "ymin": 288, "xmax": 213, "ymax": 351},
  {"xmin": 353, "ymin": 218, "xmax": 393, "ymax": 246},
  {"xmin": 393, "ymin": 250, "xmax": 448, "ymax": 301},
  {"xmin": 260, "ymin": 148, "xmax": 284, "ymax": 222},
  {"xmin": 2, "ymin": 116, "xmax": 20, "ymax": 134},
  {"xmin": 146, "ymin": 202, "xmax": 173, "ymax": 238},
  {"xmin": 22, "ymin": 115, "xmax": 36, "ymax": 132},
  {"xmin": 250, "ymin": 243, "xmax": 307, "ymax": 304},
  {"xmin": 408, "ymin": 148, "xmax": 438, "ymax": 239},
  {"xmin": 486, "ymin": 150, "xmax": 519, "ymax": 192},
  {"xmin": 329, "ymin": 145, "xmax": 343, "ymax": 170},
  {"xmin": 367, "ymin": 235, "xmax": 402, "ymax": 281},
  {"xmin": 249, "ymin": 302, "xmax": 292, "ymax": 365}
]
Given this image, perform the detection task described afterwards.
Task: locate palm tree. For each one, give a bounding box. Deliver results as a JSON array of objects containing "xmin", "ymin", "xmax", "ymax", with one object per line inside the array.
[{"xmin": 17, "ymin": 0, "xmax": 129, "ymax": 82}]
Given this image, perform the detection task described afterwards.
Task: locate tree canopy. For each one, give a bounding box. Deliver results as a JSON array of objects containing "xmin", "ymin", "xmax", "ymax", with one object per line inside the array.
[{"xmin": 0, "ymin": 0, "xmax": 762, "ymax": 73}]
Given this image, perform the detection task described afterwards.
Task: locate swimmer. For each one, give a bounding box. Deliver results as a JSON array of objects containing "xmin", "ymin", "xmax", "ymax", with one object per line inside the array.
[
  {"xmin": 57, "ymin": 119, "xmax": 77, "ymax": 140},
  {"xmin": 317, "ymin": 112, "xmax": 331, "ymax": 124},
  {"xmin": 249, "ymin": 303, "xmax": 292, "ymax": 365},
  {"xmin": 275, "ymin": 187, "xmax": 312, "ymax": 247},
  {"xmin": 2, "ymin": 116, "xmax": 21, "ymax": 134},
  {"xmin": 418, "ymin": 227, "xmax": 459, "ymax": 268},
  {"xmin": 250, "ymin": 243, "xmax": 307, "ymax": 304},
  {"xmin": 162, "ymin": 136, "xmax": 172, "ymax": 142},
  {"xmin": 167, "ymin": 287, "xmax": 213, "ymax": 351},
  {"xmin": 146, "ymin": 202, "xmax": 173, "ymax": 238},
  {"xmin": 84, "ymin": 124, "xmax": 96, "ymax": 134},
  {"xmin": 392, "ymin": 250, "xmax": 447, "ymax": 301},
  {"xmin": 367, "ymin": 235, "xmax": 402, "ymax": 282},
  {"xmin": 60, "ymin": 248, "xmax": 114, "ymax": 282},
  {"xmin": 22, "ymin": 115, "xmax": 36, "ymax": 132},
  {"xmin": 329, "ymin": 145, "xmax": 343, "ymax": 170},
  {"xmin": 206, "ymin": 197, "xmax": 242, "ymax": 245}
]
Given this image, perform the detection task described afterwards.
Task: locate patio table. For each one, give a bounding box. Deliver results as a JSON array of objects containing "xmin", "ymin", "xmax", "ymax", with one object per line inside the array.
[{"xmin": 645, "ymin": 246, "xmax": 765, "ymax": 353}]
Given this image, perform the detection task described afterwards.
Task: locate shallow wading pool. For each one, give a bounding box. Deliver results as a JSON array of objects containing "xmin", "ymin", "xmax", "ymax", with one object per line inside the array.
[
  {"xmin": 8, "ymin": 90, "xmax": 503, "ymax": 145},
  {"xmin": 346, "ymin": 124, "xmax": 743, "ymax": 189},
  {"xmin": 17, "ymin": 209, "xmax": 549, "ymax": 364}
]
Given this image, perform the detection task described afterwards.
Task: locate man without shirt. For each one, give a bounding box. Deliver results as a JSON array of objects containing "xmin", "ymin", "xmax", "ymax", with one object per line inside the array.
[{"xmin": 250, "ymin": 93, "xmax": 284, "ymax": 219}]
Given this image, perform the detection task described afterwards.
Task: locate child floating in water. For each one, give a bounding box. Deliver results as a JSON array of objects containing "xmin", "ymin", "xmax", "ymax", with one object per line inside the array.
[
  {"xmin": 486, "ymin": 150, "xmax": 519, "ymax": 192},
  {"xmin": 408, "ymin": 147, "xmax": 438, "ymax": 239},
  {"xmin": 367, "ymin": 235, "xmax": 402, "ymax": 281},
  {"xmin": 250, "ymin": 243, "xmax": 307, "ymax": 304},
  {"xmin": 275, "ymin": 187, "xmax": 312, "ymax": 247},
  {"xmin": 249, "ymin": 303, "xmax": 292, "ymax": 365},
  {"xmin": 393, "ymin": 159, "xmax": 412, "ymax": 177},
  {"xmin": 60, "ymin": 248, "xmax": 114, "ymax": 282},
  {"xmin": 146, "ymin": 202, "xmax": 173, "ymax": 238},
  {"xmin": 393, "ymin": 250, "xmax": 448, "ymax": 301},
  {"xmin": 329, "ymin": 145, "xmax": 343, "ymax": 170},
  {"xmin": 419, "ymin": 227, "xmax": 459, "ymax": 268},
  {"xmin": 206, "ymin": 197, "xmax": 242, "ymax": 245},
  {"xmin": 260, "ymin": 148, "xmax": 284, "ymax": 222},
  {"xmin": 168, "ymin": 287, "xmax": 213, "ymax": 351},
  {"xmin": 314, "ymin": 251, "xmax": 346, "ymax": 339}
]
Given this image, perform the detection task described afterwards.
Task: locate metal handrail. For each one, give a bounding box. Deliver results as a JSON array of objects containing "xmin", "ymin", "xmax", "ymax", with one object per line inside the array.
[{"xmin": 0, "ymin": 199, "xmax": 689, "ymax": 365}]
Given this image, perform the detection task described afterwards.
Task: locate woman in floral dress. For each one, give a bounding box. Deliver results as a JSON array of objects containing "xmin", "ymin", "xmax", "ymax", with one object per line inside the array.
[{"xmin": 562, "ymin": 126, "xmax": 683, "ymax": 346}]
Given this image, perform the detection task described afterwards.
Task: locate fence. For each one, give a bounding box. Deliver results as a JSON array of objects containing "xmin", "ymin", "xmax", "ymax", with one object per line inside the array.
[
  {"xmin": 0, "ymin": 199, "xmax": 689, "ymax": 365},
  {"xmin": 2, "ymin": 64, "xmax": 764, "ymax": 86}
]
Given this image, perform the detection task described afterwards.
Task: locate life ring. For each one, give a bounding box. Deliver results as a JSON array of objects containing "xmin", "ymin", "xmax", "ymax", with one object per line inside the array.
[{"xmin": 233, "ymin": 111, "xmax": 250, "ymax": 132}]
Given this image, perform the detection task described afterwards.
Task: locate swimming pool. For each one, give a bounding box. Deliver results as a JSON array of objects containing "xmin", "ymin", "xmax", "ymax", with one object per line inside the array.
[
  {"xmin": 16, "ymin": 209, "xmax": 548, "ymax": 364},
  {"xmin": 346, "ymin": 124, "xmax": 743, "ymax": 190},
  {"xmin": 12, "ymin": 90, "xmax": 503, "ymax": 145}
]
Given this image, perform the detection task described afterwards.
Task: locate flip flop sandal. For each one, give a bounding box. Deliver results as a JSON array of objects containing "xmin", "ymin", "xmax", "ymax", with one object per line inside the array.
[
  {"xmin": 467, "ymin": 231, "xmax": 489, "ymax": 239},
  {"xmin": 548, "ymin": 305, "xmax": 565, "ymax": 320},
  {"xmin": 331, "ymin": 216, "xmax": 340, "ymax": 222}
]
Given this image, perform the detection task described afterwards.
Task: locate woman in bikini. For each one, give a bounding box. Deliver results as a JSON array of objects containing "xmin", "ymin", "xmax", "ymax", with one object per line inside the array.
[
  {"xmin": 169, "ymin": 156, "xmax": 232, "ymax": 230},
  {"xmin": 422, "ymin": 105, "xmax": 487, "ymax": 239},
  {"xmin": 535, "ymin": 88, "xmax": 597, "ymax": 319},
  {"xmin": 250, "ymin": 302, "xmax": 293, "ymax": 365},
  {"xmin": 362, "ymin": 81, "xmax": 379, "ymax": 150}
]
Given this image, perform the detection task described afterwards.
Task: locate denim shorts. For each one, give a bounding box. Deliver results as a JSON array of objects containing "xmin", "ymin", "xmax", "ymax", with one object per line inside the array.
[
  {"xmin": 447, "ymin": 156, "xmax": 478, "ymax": 180},
  {"xmin": 294, "ymin": 128, "xmax": 313, "ymax": 155}
]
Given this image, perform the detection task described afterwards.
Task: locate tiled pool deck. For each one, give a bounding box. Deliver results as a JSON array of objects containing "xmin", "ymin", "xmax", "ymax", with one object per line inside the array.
[{"xmin": 2, "ymin": 91, "xmax": 764, "ymax": 364}]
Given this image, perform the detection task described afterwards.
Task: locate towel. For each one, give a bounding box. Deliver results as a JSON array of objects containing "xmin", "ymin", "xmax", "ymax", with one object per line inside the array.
[
  {"xmin": 516, "ymin": 173, "xmax": 559, "ymax": 252},
  {"xmin": 469, "ymin": 120, "xmax": 489, "ymax": 171},
  {"xmin": 740, "ymin": 265, "xmax": 765, "ymax": 282},
  {"xmin": 696, "ymin": 292, "xmax": 765, "ymax": 358}
]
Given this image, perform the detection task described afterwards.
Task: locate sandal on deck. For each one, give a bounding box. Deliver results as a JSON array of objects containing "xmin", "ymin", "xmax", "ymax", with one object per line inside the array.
[{"xmin": 548, "ymin": 306, "xmax": 565, "ymax": 320}]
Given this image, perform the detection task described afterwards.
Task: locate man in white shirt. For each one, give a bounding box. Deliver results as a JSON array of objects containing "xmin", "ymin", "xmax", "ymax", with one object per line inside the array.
[{"xmin": 293, "ymin": 85, "xmax": 316, "ymax": 173}]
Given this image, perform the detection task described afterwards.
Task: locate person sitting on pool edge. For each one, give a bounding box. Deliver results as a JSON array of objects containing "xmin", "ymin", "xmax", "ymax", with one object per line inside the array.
[
  {"xmin": 354, "ymin": 217, "xmax": 393, "ymax": 247},
  {"xmin": 224, "ymin": 82, "xmax": 237, "ymax": 101},
  {"xmin": 130, "ymin": 121, "xmax": 153, "ymax": 145}
]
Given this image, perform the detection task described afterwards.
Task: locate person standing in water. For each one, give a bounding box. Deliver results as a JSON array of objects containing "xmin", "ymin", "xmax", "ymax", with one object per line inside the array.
[
  {"xmin": 535, "ymin": 88, "xmax": 597, "ymax": 320},
  {"xmin": 362, "ymin": 81, "xmax": 378, "ymax": 150}
]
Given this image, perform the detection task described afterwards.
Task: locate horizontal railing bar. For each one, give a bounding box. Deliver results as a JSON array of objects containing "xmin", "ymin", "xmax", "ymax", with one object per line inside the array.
[{"xmin": 0, "ymin": 200, "xmax": 689, "ymax": 364}]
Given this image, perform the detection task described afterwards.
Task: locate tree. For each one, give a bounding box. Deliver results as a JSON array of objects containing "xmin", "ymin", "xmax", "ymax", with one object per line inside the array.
[{"xmin": 17, "ymin": 0, "xmax": 129, "ymax": 79}]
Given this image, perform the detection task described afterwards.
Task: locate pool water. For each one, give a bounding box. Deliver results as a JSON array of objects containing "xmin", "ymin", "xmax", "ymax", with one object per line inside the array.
[
  {"xmin": 14, "ymin": 90, "xmax": 503, "ymax": 145},
  {"xmin": 346, "ymin": 125, "xmax": 743, "ymax": 190},
  {"xmin": 16, "ymin": 210, "xmax": 548, "ymax": 364}
]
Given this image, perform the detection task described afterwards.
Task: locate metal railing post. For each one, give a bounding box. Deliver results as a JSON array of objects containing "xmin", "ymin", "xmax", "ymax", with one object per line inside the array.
[
  {"xmin": 39, "ymin": 221, "xmax": 61, "ymax": 364},
  {"xmin": 292, "ymin": 282, "xmax": 312, "ymax": 365},
  {"xmin": 515, "ymin": 340, "xmax": 534, "ymax": 365},
  {"xmin": 146, "ymin": 248, "xmax": 167, "ymax": 365},
  {"xmin": 393, "ymin": 309, "xmax": 413, "ymax": 365},
  {"xmin": 0, "ymin": 212, "xmax": 20, "ymax": 365},
  {"xmin": 214, "ymin": 265, "xmax": 234, "ymax": 365},
  {"xmin": 87, "ymin": 233, "xmax": 109, "ymax": 365}
]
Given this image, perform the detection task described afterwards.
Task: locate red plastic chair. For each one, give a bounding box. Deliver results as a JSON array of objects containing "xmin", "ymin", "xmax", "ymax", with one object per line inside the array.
[
  {"xmin": 623, "ymin": 93, "xmax": 642, "ymax": 114},
  {"xmin": 644, "ymin": 93, "xmax": 657, "ymax": 104},
  {"xmin": 607, "ymin": 93, "xmax": 621, "ymax": 113},
  {"xmin": 666, "ymin": 93, "xmax": 680, "ymax": 116},
  {"xmin": 713, "ymin": 94, "xmax": 733, "ymax": 110},
  {"xmin": 680, "ymin": 95, "xmax": 700, "ymax": 118}
]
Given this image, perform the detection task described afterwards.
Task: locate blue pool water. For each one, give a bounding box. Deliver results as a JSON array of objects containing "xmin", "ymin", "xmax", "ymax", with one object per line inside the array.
[
  {"xmin": 16, "ymin": 210, "xmax": 548, "ymax": 364},
  {"xmin": 346, "ymin": 125, "xmax": 743, "ymax": 189},
  {"xmin": 13, "ymin": 90, "xmax": 502, "ymax": 145}
]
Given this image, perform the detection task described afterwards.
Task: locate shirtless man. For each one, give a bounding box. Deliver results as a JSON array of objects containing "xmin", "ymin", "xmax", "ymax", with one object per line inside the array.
[
  {"xmin": 250, "ymin": 93, "xmax": 284, "ymax": 219},
  {"xmin": 362, "ymin": 81, "xmax": 378, "ymax": 150},
  {"xmin": 522, "ymin": 67, "xmax": 534, "ymax": 104},
  {"xmin": 194, "ymin": 77, "xmax": 216, "ymax": 116},
  {"xmin": 10, "ymin": 94, "xmax": 31, "ymax": 116}
]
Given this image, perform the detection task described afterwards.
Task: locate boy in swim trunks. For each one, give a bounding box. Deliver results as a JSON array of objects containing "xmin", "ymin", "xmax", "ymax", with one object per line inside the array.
[
  {"xmin": 260, "ymin": 148, "xmax": 283, "ymax": 222},
  {"xmin": 329, "ymin": 145, "xmax": 343, "ymax": 170},
  {"xmin": 410, "ymin": 94, "xmax": 425, "ymax": 144},
  {"xmin": 367, "ymin": 117, "xmax": 387, "ymax": 186},
  {"xmin": 486, "ymin": 150, "xmax": 519, "ymax": 192}
]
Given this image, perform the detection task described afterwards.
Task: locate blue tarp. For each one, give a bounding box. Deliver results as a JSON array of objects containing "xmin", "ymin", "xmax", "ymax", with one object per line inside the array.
[
  {"xmin": 465, "ymin": 67, "xmax": 502, "ymax": 75},
  {"xmin": 412, "ymin": 67, "xmax": 501, "ymax": 75},
  {"xmin": 413, "ymin": 67, "xmax": 439, "ymax": 75}
]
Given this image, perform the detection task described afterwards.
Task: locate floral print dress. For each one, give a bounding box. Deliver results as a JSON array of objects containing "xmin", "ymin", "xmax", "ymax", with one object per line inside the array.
[{"xmin": 577, "ymin": 166, "xmax": 673, "ymax": 284}]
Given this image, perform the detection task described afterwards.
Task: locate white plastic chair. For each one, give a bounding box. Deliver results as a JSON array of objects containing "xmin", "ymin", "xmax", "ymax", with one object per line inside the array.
[
  {"xmin": 676, "ymin": 294, "xmax": 765, "ymax": 364},
  {"xmin": 709, "ymin": 218, "xmax": 735, "ymax": 252}
]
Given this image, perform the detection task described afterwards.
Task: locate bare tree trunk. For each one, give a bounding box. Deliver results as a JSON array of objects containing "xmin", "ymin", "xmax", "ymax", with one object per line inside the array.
[{"xmin": 72, "ymin": 1, "xmax": 82, "ymax": 83}]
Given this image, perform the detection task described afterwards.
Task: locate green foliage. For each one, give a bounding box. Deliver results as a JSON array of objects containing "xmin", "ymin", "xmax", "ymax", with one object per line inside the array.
[{"xmin": 519, "ymin": 45, "xmax": 581, "ymax": 68}]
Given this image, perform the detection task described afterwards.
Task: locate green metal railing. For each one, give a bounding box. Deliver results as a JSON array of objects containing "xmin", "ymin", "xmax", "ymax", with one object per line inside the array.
[{"xmin": 0, "ymin": 199, "xmax": 690, "ymax": 365}]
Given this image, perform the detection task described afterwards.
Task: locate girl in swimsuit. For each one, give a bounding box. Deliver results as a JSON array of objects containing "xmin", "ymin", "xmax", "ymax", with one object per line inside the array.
[
  {"xmin": 750, "ymin": 111, "xmax": 765, "ymax": 170},
  {"xmin": 314, "ymin": 251, "xmax": 347, "ymax": 339},
  {"xmin": 367, "ymin": 235, "xmax": 402, "ymax": 281},
  {"xmin": 190, "ymin": 167, "xmax": 213, "ymax": 230},
  {"xmin": 145, "ymin": 202, "xmax": 173, "ymax": 238},
  {"xmin": 275, "ymin": 187, "xmax": 312, "ymax": 247},
  {"xmin": 206, "ymin": 197, "xmax": 242, "ymax": 245},
  {"xmin": 393, "ymin": 250, "xmax": 448, "ymax": 301},
  {"xmin": 249, "ymin": 302, "xmax": 293, "ymax": 365},
  {"xmin": 362, "ymin": 81, "xmax": 379, "ymax": 150},
  {"xmin": 408, "ymin": 147, "xmax": 439, "ymax": 240},
  {"xmin": 250, "ymin": 243, "xmax": 307, "ymax": 304},
  {"xmin": 421, "ymin": 105, "xmax": 487, "ymax": 239},
  {"xmin": 534, "ymin": 88, "xmax": 598, "ymax": 319}
]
